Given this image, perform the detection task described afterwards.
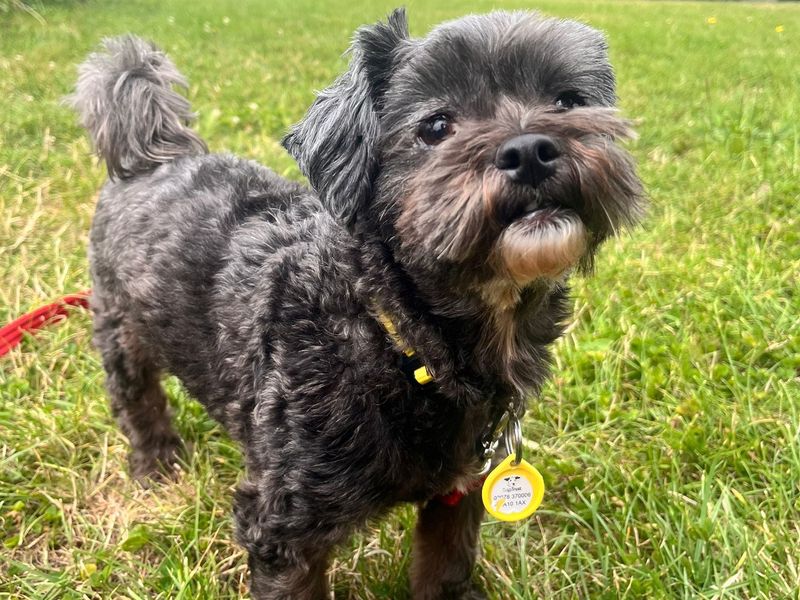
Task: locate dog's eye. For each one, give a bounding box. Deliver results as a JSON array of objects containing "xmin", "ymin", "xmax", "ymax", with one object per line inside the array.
[
  {"xmin": 554, "ymin": 92, "xmax": 586, "ymax": 110},
  {"xmin": 418, "ymin": 115, "xmax": 454, "ymax": 146}
]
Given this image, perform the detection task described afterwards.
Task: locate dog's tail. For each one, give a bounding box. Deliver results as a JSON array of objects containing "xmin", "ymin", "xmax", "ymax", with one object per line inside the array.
[{"xmin": 67, "ymin": 35, "xmax": 207, "ymax": 179}]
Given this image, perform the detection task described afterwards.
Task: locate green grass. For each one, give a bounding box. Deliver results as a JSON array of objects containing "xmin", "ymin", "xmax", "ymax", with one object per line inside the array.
[{"xmin": 1, "ymin": 0, "xmax": 799, "ymax": 598}]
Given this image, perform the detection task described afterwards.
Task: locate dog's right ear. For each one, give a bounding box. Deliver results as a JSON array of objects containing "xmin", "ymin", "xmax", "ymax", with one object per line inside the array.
[{"xmin": 282, "ymin": 9, "xmax": 409, "ymax": 229}]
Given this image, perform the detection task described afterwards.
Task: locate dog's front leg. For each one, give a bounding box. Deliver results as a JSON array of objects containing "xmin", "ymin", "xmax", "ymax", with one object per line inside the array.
[
  {"xmin": 411, "ymin": 491, "xmax": 486, "ymax": 600},
  {"xmin": 234, "ymin": 480, "xmax": 339, "ymax": 600}
]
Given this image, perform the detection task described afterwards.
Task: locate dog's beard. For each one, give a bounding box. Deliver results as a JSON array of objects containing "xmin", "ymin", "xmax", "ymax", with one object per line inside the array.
[{"xmin": 495, "ymin": 209, "xmax": 587, "ymax": 283}]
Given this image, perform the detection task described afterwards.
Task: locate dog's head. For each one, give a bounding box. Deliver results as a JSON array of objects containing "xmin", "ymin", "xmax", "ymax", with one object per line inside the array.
[{"xmin": 284, "ymin": 9, "xmax": 643, "ymax": 292}]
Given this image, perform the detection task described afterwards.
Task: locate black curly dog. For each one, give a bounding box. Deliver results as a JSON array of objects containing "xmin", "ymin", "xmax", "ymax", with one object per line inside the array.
[{"xmin": 69, "ymin": 9, "xmax": 643, "ymax": 599}]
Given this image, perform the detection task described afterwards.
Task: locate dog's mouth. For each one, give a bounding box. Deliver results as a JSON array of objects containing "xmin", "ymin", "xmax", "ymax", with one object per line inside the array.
[
  {"xmin": 499, "ymin": 185, "xmax": 585, "ymax": 229},
  {"xmin": 515, "ymin": 204, "xmax": 574, "ymax": 229}
]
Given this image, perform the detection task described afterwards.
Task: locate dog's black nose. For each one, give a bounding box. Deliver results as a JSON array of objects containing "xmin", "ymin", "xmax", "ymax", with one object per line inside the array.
[{"xmin": 495, "ymin": 134, "xmax": 560, "ymax": 186}]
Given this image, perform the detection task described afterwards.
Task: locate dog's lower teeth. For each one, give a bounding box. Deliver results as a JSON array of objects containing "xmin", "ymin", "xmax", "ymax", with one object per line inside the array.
[{"xmin": 522, "ymin": 207, "xmax": 566, "ymax": 227}]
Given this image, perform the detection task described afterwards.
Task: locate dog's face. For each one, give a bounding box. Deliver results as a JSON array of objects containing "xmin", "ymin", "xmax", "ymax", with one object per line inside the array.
[{"xmin": 284, "ymin": 10, "xmax": 643, "ymax": 294}]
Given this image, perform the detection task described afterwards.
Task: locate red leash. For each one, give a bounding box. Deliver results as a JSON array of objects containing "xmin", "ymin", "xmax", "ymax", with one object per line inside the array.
[{"xmin": 0, "ymin": 291, "xmax": 90, "ymax": 357}]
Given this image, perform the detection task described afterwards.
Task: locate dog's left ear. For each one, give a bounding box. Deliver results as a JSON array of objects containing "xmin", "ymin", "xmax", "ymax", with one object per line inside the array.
[{"xmin": 282, "ymin": 9, "xmax": 410, "ymax": 228}]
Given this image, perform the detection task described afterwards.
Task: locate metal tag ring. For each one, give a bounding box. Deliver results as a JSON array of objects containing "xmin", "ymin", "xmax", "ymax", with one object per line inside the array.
[{"xmin": 504, "ymin": 414, "xmax": 523, "ymax": 465}]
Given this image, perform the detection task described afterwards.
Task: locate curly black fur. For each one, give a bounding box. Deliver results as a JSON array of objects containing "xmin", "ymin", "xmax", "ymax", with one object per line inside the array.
[{"xmin": 70, "ymin": 10, "xmax": 643, "ymax": 599}]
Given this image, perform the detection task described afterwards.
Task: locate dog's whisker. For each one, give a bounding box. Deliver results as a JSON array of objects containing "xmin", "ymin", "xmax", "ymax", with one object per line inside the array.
[{"xmin": 599, "ymin": 198, "xmax": 619, "ymax": 238}]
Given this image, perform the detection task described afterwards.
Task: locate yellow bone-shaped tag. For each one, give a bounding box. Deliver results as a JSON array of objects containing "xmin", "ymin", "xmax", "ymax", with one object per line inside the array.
[{"xmin": 482, "ymin": 454, "xmax": 544, "ymax": 521}]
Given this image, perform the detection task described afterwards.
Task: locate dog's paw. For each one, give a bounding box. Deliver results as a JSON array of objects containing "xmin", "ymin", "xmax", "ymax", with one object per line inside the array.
[
  {"xmin": 445, "ymin": 586, "xmax": 487, "ymax": 600},
  {"xmin": 128, "ymin": 437, "xmax": 186, "ymax": 486},
  {"xmin": 414, "ymin": 582, "xmax": 488, "ymax": 600}
]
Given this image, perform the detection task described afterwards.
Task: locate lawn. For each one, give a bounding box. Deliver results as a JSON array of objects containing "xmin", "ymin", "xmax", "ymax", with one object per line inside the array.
[{"xmin": 1, "ymin": 0, "xmax": 799, "ymax": 598}]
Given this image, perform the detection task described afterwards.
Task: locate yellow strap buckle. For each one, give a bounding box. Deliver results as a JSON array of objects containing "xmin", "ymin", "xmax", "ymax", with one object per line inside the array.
[{"xmin": 413, "ymin": 365, "xmax": 433, "ymax": 385}]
